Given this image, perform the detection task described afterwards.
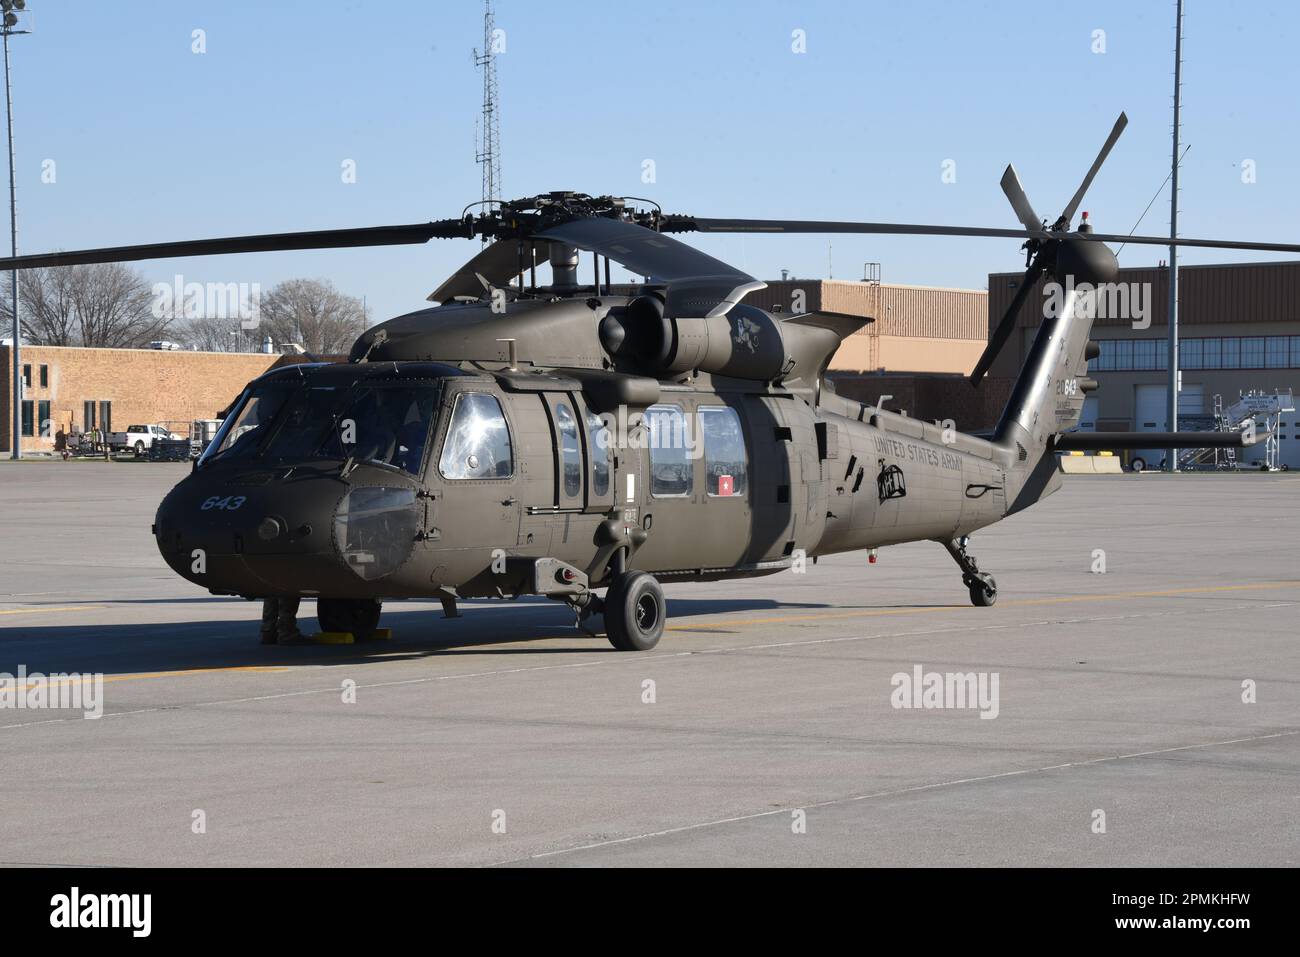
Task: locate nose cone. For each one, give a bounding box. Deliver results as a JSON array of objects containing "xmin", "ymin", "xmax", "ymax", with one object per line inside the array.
[
  {"xmin": 154, "ymin": 467, "xmax": 340, "ymax": 595},
  {"xmin": 154, "ymin": 465, "xmax": 426, "ymax": 597}
]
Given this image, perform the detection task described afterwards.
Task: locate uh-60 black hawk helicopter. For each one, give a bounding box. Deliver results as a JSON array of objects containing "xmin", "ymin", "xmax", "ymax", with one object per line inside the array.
[{"xmin": 8, "ymin": 114, "xmax": 1294, "ymax": 651}]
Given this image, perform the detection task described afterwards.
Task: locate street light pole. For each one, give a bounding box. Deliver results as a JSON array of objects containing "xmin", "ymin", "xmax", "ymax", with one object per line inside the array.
[
  {"xmin": 2, "ymin": 1, "xmax": 29, "ymax": 460},
  {"xmin": 1166, "ymin": 0, "xmax": 1184, "ymax": 472}
]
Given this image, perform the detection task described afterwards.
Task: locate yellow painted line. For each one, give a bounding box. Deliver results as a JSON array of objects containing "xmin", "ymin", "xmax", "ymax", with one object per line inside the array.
[
  {"xmin": 665, "ymin": 580, "xmax": 1300, "ymax": 632},
  {"xmin": 0, "ymin": 605, "xmax": 109, "ymax": 616},
  {"xmin": 12, "ymin": 665, "xmax": 291, "ymax": 692},
  {"xmin": 98, "ymin": 666, "xmax": 290, "ymax": 686}
]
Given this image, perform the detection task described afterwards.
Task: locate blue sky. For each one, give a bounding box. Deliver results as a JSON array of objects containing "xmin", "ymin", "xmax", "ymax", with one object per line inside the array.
[{"xmin": 12, "ymin": 0, "xmax": 1299, "ymax": 325}]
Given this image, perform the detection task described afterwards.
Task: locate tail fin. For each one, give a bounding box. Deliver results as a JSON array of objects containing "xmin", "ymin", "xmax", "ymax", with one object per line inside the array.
[
  {"xmin": 974, "ymin": 114, "xmax": 1129, "ymax": 513},
  {"xmin": 995, "ymin": 237, "xmax": 1117, "ymax": 513}
]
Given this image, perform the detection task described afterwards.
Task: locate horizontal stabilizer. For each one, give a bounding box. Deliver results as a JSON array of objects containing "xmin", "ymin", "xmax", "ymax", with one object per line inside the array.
[
  {"xmin": 1053, "ymin": 431, "xmax": 1262, "ymax": 452},
  {"xmin": 784, "ymin": 310, "xmax": 874, "ymax": 340}
]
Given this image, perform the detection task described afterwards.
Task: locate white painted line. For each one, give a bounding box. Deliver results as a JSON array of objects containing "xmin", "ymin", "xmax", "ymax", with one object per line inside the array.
[{"xmin": 492, "ymin": 729, "xmax": 1300, "ymax": 865}]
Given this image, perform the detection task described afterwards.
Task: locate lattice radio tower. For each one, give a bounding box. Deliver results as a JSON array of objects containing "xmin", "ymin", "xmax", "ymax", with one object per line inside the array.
[{"xmin": 474, "ymin": 0, "xmax": 502, "ymax": 242}]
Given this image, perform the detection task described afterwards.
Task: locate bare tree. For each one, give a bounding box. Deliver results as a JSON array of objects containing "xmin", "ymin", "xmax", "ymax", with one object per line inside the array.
[
  {"xmin": 2, "ymin": 262, "xmax": 169, "ymax": 348},
  {"xmin": 173, "ymin": 313, "xmax": 246, "ymax": 352},
  {"xmin": 257, "ymin": 278, "xmax": 368, "ymax": 355},
  {"xmin": 72, "ymin": 262, "xmax": 168, "ymax": 348},
  {"xmin": 8, "ymin": 267, "xmax": 77, "ymax": 345}
]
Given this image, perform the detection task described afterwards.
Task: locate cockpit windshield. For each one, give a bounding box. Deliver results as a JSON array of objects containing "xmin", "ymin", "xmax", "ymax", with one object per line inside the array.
[
  {"xmin": 204, "ymin": 384, "xmax": 295, "ymax": 465},
  {"xmin": 201, "ymin": 378, "xmax": 441, "ymax": 476}
]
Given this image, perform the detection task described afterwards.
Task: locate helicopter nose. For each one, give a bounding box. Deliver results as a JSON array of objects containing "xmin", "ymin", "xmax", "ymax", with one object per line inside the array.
[{"xmin": 153, "ymin": 473, "xmax": 341, "ymax": 595}]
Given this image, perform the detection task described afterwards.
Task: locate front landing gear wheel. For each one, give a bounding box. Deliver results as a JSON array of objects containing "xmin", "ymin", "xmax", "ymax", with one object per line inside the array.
[
  {"xmin": 318, "ymin": 598, "xmax": 382, "ymax": 640},
  {"xmin": 968, "ymin": 573, "xmax": 997, "ymax": 607},
  {"xmin": 604, "ymin": 572, "xmax": 665, "ymax": 651}
]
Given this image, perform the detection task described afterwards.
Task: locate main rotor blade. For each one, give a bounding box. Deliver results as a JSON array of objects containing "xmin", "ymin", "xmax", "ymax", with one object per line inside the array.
[
  {"xmin": 969, "ymin": 259, "xmax": 1046, "ymax": 387},
  {"xmin": 1058, "ymin": 112, "xmax": 1128, "ymax": 227},
  {"xmin": 0, "ymin": 221, "xmax": 471, "ymax": 271},
  {"xmin": 671, "ymin": 215, "xmax": 1300, "ymax": 255},
  {"xmin": 1000, "ymin": 164, "xmax": 1043, "ymax": 233},
  {"xmin": 674, "ymin": 218, "xmax": 1052, "ymax": 242},
  {"xmin": 1077, "ymin": 230, "xmax": 1300, "ymax": 254}
]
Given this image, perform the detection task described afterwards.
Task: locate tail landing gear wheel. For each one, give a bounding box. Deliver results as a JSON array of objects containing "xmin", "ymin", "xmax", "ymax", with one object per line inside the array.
[
  {"xmin": 604, "ymin": 572, "xmax": 665, "ymax": 651},
  {"xmin": 968, "ymin": 573, "xmax": 997, "ymax": 607},
  {"xmin": 1130, "ymin": 457, "xmax": 1146, "ymax": 473},
  {"xmin": 317, "ymin": 598, "xmax": 382, "ymax": 640},
  {"xmin": 943, "ymin": 537, "xmax": 998, "ymax": 608}
]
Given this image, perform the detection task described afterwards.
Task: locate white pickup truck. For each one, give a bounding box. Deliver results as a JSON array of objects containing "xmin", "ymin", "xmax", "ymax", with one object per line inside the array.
[{"xmin": 109, "ymin": 424, "xmax": 183, "ymax": 455}]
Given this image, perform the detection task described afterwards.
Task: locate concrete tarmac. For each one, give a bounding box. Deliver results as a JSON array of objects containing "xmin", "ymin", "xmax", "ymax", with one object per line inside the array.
[{"xmin": 0, "ymin": 461, "xmax": 1296, "ymax": 866}]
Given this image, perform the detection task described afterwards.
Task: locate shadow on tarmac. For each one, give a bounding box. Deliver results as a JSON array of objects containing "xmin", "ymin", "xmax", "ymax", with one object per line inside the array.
[{"xmin": 0, "ymin": 595, "xmax": 887, "ymax": 677}]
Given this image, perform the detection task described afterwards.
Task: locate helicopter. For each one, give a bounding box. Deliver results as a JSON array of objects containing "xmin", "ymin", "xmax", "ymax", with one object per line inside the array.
[{"xmin": 6, "ymin": 113, "xmax": 1295, "ymax": 651}]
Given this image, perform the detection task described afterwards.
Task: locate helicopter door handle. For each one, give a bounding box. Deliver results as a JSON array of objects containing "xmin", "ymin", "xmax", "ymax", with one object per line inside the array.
[{"xmin": 501, "ymin": 496, "xmax": 518, "ymax": 506}]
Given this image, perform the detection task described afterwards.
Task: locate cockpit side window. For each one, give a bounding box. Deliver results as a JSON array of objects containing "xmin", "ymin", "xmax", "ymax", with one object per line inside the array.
[
  {"xmin": 438, "ymin": 392, "xmax": 514, "ymax": 480},
  {"xmin": 316, "ymin": 385, "xmax": 437, "ymax": 475}
]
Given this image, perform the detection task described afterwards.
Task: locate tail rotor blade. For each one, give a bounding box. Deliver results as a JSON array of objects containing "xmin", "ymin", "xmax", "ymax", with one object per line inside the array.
[
  {"xmin": 1000, "ymin": 165, "xmax": 1042, "ymax": 233},
  {"xmin": 970, "ymin": 259, "xmax": 1046, "ymax": 387},
  {"xmin": 1058, "ymin": 112, "xmax": 1128, "ymax": 228}
]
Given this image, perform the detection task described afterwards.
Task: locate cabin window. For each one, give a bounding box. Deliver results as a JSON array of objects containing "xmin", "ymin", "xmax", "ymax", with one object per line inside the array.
[
  {"xmin": 555, "ymin": 401, "xmax": 582, "ymax": 497},
  {"xmin": 439, "ymin": 392, "xmax": 513, "ymax": 480},
  {"xmin": 699, "ymin": 406, "xmax": 747, "ymax": 497},
  {"xmin": 646, "ymin": 404, "xmax": 692, "ymax": 497},
  {"xmin": 585, "ymin": 408, "xmax": 611, "ymax": 497}
]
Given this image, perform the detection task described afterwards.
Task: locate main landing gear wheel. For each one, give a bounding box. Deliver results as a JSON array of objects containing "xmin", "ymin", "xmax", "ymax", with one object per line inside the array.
[
  {"xmin": 1130, "ymin": 456, "xmax": 1146, "ymax": 473},
  {"xmin": 604, "ymin": 571, "xmax": 665, "ymax": 651},
  {"xmin": 967, "ymin": 573, "xmax": 997, "ymax": 607},
  {"xmin": 317, "ymin": 598, "xmax": 383, "ymax": 641}
]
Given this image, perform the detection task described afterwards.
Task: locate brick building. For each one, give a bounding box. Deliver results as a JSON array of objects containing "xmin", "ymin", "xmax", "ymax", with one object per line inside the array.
[
  {"xmin": 1, "ymin": 345, "xmax": 282, "ymax": 454},
  {"xmin": 760, "ymin": 278, "xmax": 1008, "ymax": 430}
]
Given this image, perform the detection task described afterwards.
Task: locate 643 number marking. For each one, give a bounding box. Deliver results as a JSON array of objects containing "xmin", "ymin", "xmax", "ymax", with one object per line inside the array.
[{"xmin": 201, "ymin": 495, "xmax": 246, "ymax": 511}]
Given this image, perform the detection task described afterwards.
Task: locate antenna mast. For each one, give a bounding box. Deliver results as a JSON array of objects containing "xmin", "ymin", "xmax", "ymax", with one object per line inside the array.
[{"xmin": 474, "ymin": 0, "xmax": 502, "ymax": 244}]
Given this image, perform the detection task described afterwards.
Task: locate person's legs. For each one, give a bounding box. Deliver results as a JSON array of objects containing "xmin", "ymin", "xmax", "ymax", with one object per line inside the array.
[
  {"xmin": 259, "ymin": 599, "xmax": 279, "ymax": 644},
  {"xmin": 276, "ymin": 597, "xmax": 304, "ymax": 644}
]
